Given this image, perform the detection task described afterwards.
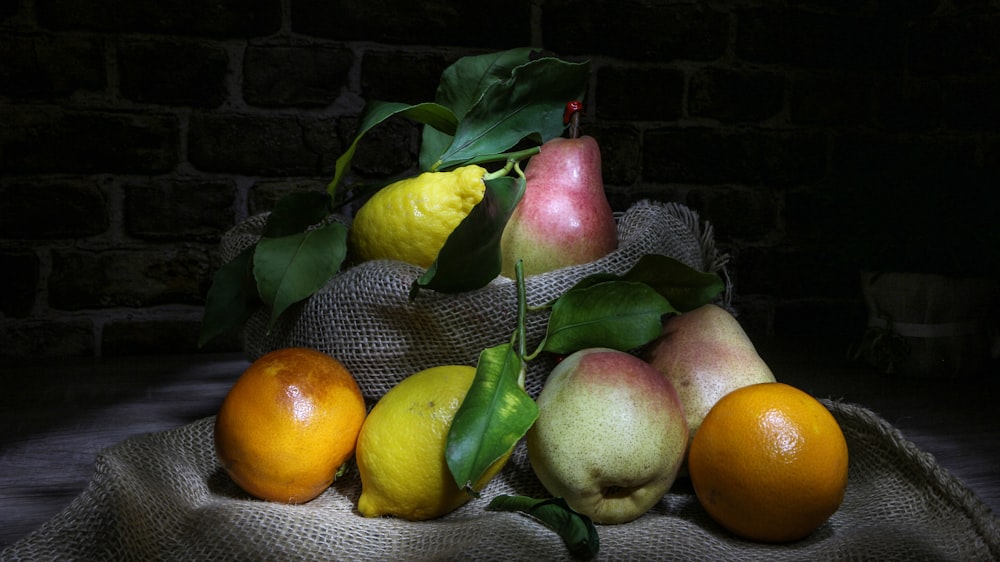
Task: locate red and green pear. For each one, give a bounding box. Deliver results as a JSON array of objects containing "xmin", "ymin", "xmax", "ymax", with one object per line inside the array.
[
  {"xmin": 643, "ymin": 304, "xmax": 777, "ymax": 455},
  {"xmin": 500, "ymin": 136, "xmax": 617, "ymax": 278},
  {"xmin": 527, "ymin": 348, "xmax": 688, "ymax": 524}
]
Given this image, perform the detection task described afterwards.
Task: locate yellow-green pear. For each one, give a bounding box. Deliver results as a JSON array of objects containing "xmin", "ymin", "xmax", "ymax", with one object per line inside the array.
[
  {"xmin": 527, "ymin": 348, "xmax": 688, "ymax": 524},
  {"xmin": 642, "ymin": 304, "xmax": 776, "ymax": 453}
]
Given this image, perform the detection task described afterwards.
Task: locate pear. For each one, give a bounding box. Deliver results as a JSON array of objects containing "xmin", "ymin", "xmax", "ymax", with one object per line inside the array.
[
  {"xmin": 500, "ymin": 136, "xmax": 618, "ymax": 278},
  {"xmin": 642, "ymin": 304, "xmax": 776, "ymax": 455},
  {"xmin": 526, "ymin": 348, "xmax": 688, "ymax": 524}
]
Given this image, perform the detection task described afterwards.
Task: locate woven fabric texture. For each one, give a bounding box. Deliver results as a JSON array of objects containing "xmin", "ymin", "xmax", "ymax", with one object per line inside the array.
[
  {"xmin": 5, "ymin": 200, "xmax": 1000, "ymax": 560},
  {"xmin": 221, "ymin": 199, "xmax": 730, "ymax": 400},
  {"xmin": 4, "ymin": 400, "xmax": 998, "ymax": 561}
]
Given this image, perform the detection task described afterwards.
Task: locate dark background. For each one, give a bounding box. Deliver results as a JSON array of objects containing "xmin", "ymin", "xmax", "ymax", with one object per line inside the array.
[{"xmin": 2, "ymin": 0, "xmax": 998, "ymax": 359}]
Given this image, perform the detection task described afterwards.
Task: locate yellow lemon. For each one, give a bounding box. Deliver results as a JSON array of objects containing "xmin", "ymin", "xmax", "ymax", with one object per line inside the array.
[
  {"xmin": 349, "ymin": 165, "xmax": 487, "ymax": 268},
  {"xmin": 355, "ymin": 365, "xmax": 511, "ymax": 520}
]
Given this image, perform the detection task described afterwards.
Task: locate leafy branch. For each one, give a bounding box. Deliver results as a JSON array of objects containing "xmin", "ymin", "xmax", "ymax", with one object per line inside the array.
[
  {"xmin": 198, "ymin": 48, "xmax": 590, "ymax": 347},
  {"xmin": 444, "ymin": 254, "xmax": 725, "ymax": 558}
]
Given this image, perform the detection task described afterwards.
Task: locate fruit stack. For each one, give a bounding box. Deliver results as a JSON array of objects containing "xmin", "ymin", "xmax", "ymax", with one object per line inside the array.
[
  {"xmin": 204, "ymin": 48, "xmax": 852, "ymax": 559},
  {"xmin": 213, "ymin": 311, "xmax": 848, "ymax": 555}
]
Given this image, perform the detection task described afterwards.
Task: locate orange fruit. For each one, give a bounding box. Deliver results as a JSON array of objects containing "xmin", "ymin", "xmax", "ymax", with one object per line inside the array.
[
  {"xmin": 214, "ymin": 347, "xmax": 367, "ymax": 504},
  {"xmin": 688, "ymin": 382, "xmax": 848, "ymax": 543}
]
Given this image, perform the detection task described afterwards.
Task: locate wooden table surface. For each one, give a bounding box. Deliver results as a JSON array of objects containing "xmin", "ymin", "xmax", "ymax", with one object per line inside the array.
[{"xmin": 2, "ymin": 347, "xmax": 998, "ymax": 549}]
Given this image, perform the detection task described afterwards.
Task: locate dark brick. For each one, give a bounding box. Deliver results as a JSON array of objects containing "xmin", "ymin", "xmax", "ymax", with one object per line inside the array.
[
  {"xmin": 771, "ymin": 245, "xmax": 860, "ymax": 299},
  {"xmin": 784, "ymin": 183, "xmax": 854, "ymax": 245},
  {"xmin": 728, "ymin": 245, "xmax": 862, "ymax": 332},
  {"xmin": 0, "ymin": 251, "xmax": 39, "ymax": 318},
  {"xmin": 985, "ymin": 139, "xmax": 1000, "ymax": 182},
  {"xmin": 336, "ymin": 116, "xmax": 418, "ymax": 180},
  {"xmin": 36, "ymin": 0, "xmax": 280, "ymax": 37},
  {"xmin": 595, "ymin": 66, "xmax": 684, "ymax": 121},
  {"xmin": 0, "ymin": 33, "xmax": 105, "ymax": 98},
  {"xmin": 869, "ymin": 0, "xmax": 942, "ymax": 17},
  {"xmin": 543, "ymin": 0, "xmax": 728, "ymax": 62},
  {"xmin": 829, "ymin": 133, "xmax": 980, "ymax": 187},
  {"xmin": 292, "ymin": 0, "xmax": 531, "ymax": 48},
  {"xmin": 773, "ymin": 298, "xmax": 868, "ymax": 352},
  {"xmin": 188, "ymin": 112, "xmax": 321, "ymax": 176},
  {"xmin": 1, "ymin": 0, "xmax": 18, "ymax": 21},
  {"xmin": 789, "ymin": 71, "xmax": 872, "ymax": 126},
  {"xmin": 244, "ymin": 43, "xmax": 353, "ymax": 108},
  {"xmin": 726, "ymin": 295, "xmax": 775, "ymax": 347},
  {"xmin": 361, "ymin": 51, "xmax": 454, "ymax": 106},
  {"xmin": 828, "ymin": 134, "xmax": 993, "ymax": 274},
  {"xmin": 306, "ymin": 118, "xmax": 349, "ymax": 178},
  {"xmin": 0, "ymin": 319, "xmax": 95, "ymax": 357},
  {"xmin": 124, "ymin": 179, "xmax": 237, "ymax": 241},
  {"xmin": 726, "ymin": 245, "xmax": 778, "ymax": 296},
  {"xmin": 0, "ymin": 107, "xmax": 179, "ymax": 173},
  {"xmin": 0, "ymin": 178, "xmax": 109, "ymax": 238},
  {"xmin": 906, "ymin": 13, "xmax": 1000, "ymax": 76},
  {"xmin": 102, "ymin": 316, "xmax": 240, "ymax": 355},
  {"xmin": 250, "ymin": 179, "xmax": 330, "ymax": 215},
  {"xmin": 943, "ymin": 77, "xmax": 1000, "ymax": 132},
  {"xmin": 795, "ymin": 0, "xmax": 940, "ymax": 17},
  {"xmin": 686, "ymin": 185, "xmax": 780, "ymax": 241},
  {"xmin": 873, "ymin": 76, "xmax": 942, "ymax": 132},
  {"xmin": 787, "ymin": 0, "xmax": 868, "ymax": 13},
  {"xmin": 588, "ymin": 123, "xmax": 641, "ymax": 187},
  {"xmin": 606, "ymin": 187, "xmax": 687, "ymax": 215},
  {"xmin": 688, "ymin": 67, "xmax": 785, "ymax": 122},
  {"xmin": 736, "ymin": 8, "xmax": 904, "ymax": 69},
  {"xmin": 118, "ymin": 38, "xmax": 229, "ymax": 107},
  {"xmin": 49, "ymin": 248, "xmax": 212, "ymax": 309},
  {"xmin": 950, "ymin": 0, "xmax": 999, "ymax": 10},
  {"xmin": 643, "ymin": 127, "xmax": 828, "ymax": 186}
]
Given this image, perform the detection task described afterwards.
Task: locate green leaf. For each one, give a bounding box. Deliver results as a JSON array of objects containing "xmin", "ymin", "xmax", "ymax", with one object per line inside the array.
[
  {"xmin": 253, "ymin": 221, "xmax": 348, "ymax": 330},
  {"xmin": 438, "ymin": 48, "xmax": 540, "ymax": 118},
  {"xmin": 621, "ymin": 254, "xmax": 725, "ymax": 312},
  {"xmin": 420, "ymin": 47, "xmax": 540, "ymax": 171},
  {"xmin": 198, "ymin": 246, "xmax": 257, "ymax": 347},
  {"xmin": 410, "ymin": 173, "xmax": 525, "ymax": 298},
  {"xmin": 199, "ymin": 193, "xmax": 334, "ymax": 347},
  {"xmin": 540, "ymin": 273, "xmax": 620, "ymax": 307},
  {"xmin": 446, "ymin": 344, "xmax": 538, "ymax": 493},
  {"xmin": 429, "ymin": 56, "xmax": 590, "ymax": 171},
  {"xmin": 328, "ymin": 100, "xmax": 458, "ymax": 196},
  {"xmin": 540, "ymin": 280, "xmax": 676, "ymax": 355},
  {"xmin": 488, "ymin": 495, "xmax": 599, "ymax": 560},
  {"xmin": 542, "ymin": 255, "xmax": 724, "ymax": 311},
  {"xmin": 420, "ymin": 124, "xmax": 456, "ymax": 173}
]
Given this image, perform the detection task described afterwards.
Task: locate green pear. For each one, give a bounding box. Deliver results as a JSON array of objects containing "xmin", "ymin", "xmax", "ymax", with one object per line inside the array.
[
  {"xmin": 526, "ymin": 347, "xmax": 688, "ymax": 524},
  {"xmin": 500, "ymin": 136, "xmax": 618, "ymax": 278},
  {"xmin": 642, "ymin": 304, "xmax": 776, "ymax": 454}
]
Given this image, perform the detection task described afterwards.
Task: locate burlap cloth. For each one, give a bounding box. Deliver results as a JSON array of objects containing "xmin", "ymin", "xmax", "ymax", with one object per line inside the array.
[
  {"xmin": 221, "ymin": 199, "xmax": 731, "ymax": 400},
  {"xmin": 4, "ymin": 400, "xmax": 998, "ymax": 560},
  {"xmin": 5, "ymin": 200, "xmax": 998, "ymax": 559}
]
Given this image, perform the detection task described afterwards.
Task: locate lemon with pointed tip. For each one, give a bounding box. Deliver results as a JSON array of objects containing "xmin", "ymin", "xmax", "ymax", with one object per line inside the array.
[
  {"xmin": 355, "ymin": 365, "xmax": 512, "ymax": 520},
  {"xmin": 349, "ymin": 165, "xmax": 487, "ymax": 268}
]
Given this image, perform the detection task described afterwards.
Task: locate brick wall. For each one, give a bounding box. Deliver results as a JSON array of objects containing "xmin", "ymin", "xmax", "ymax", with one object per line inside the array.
[{"xmin": 2, "ymin": 0, "xmax": 998, "ymax": 358}]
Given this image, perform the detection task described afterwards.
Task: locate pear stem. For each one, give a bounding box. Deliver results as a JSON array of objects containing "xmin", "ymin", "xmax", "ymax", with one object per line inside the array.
[
  {"xmin": 508, "ymin": 260, "xmax": 530, "ymax": 389},
  {"xmin": 564, "ymin": 100, "xmax": 584, "ymax": 139},
  {"xmin": 515, "ymin": 259, "xmax": 528, "ymax": 362}
]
